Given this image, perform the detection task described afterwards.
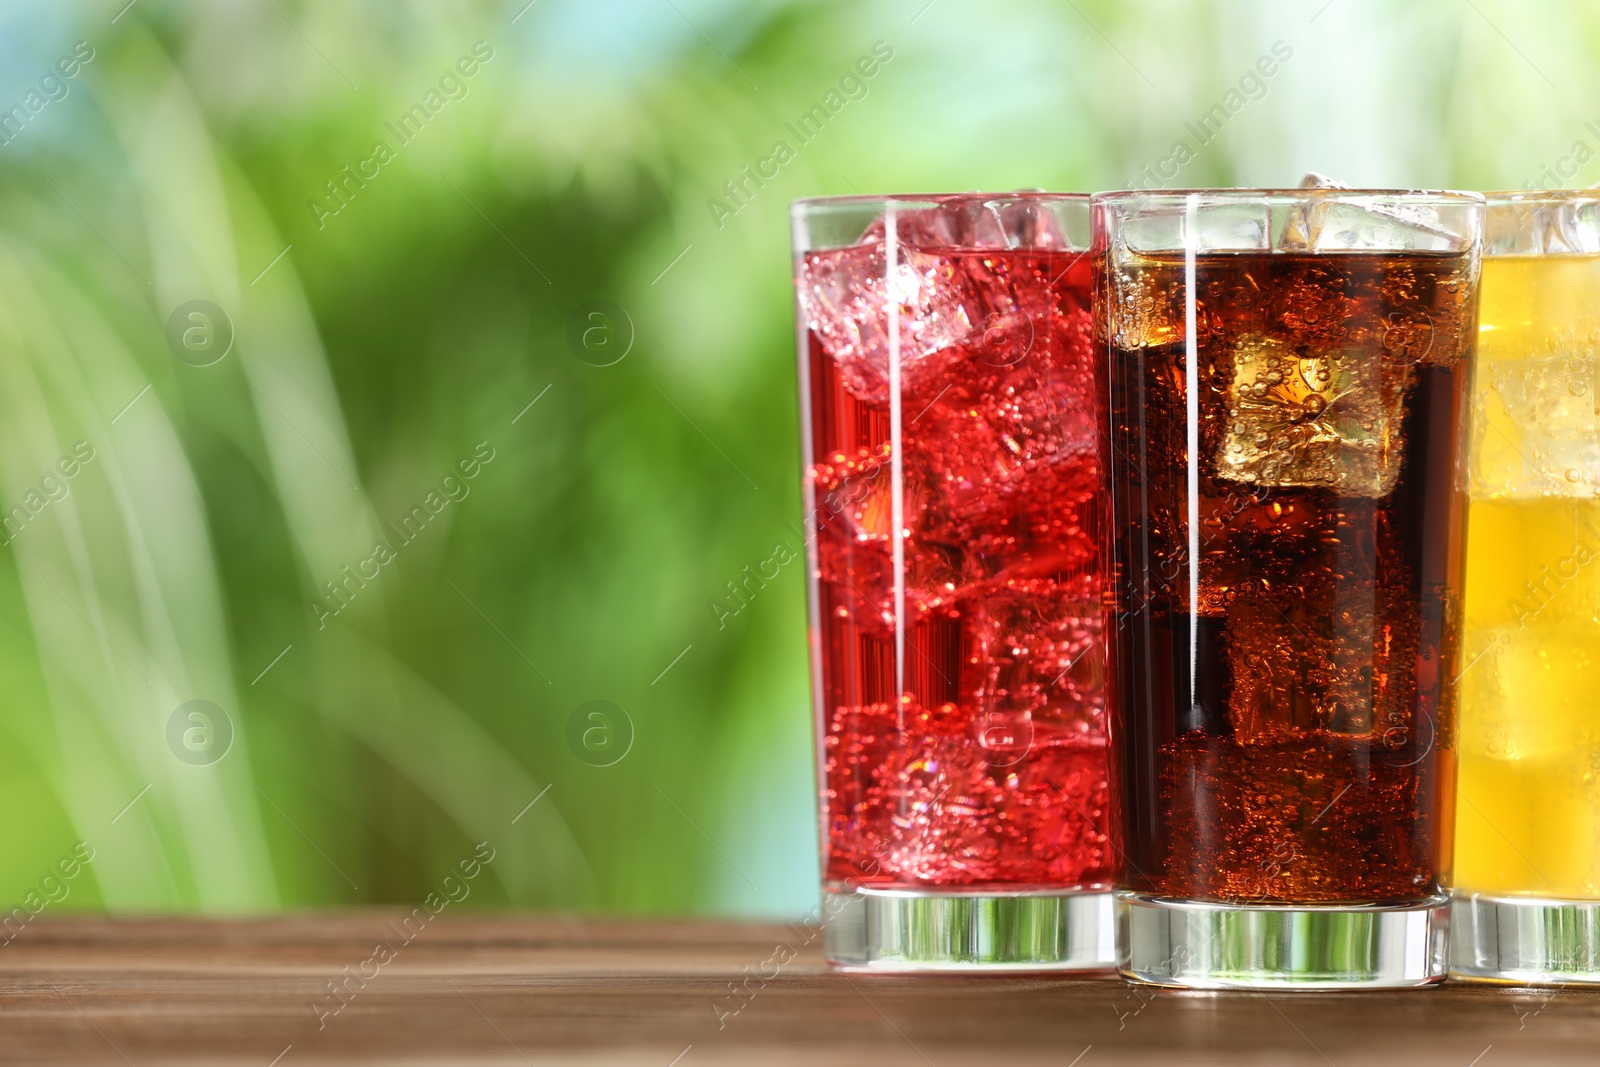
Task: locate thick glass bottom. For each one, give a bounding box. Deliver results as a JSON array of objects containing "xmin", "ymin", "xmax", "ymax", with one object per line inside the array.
[
  {"xmin": 1451, "ymin": 892, "xmax": 1600, "ymax": 985},
  {"xmin": 1117, "ymin": 891, "xmax": 1448, "ymax": 989},
  {"xmin": 821, "ymin": 885, "xmax": 1114, "ymax": 971}
]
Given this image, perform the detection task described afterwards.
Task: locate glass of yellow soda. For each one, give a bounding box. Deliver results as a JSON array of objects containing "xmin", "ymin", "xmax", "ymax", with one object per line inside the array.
[{"xmin": 1453, "ymin": 191, "xmax": 1600, "ymax": 984}]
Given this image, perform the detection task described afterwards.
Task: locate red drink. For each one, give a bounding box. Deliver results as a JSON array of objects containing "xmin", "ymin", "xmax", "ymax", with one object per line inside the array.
[{"xmin": 795, "ymin": 197, "xmax": 1112, "ymax": 908}]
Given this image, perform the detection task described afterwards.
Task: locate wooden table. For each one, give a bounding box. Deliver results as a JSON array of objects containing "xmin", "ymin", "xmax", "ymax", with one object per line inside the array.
[{"xmin": 0, "ymin": 916, "xmax": 1595, "ymax": 1064}]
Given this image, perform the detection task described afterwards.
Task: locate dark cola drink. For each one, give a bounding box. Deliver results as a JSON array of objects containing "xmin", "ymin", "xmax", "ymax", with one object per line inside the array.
[{"xmin": 1096, "ymin": 189, "xmax": 1483, "ymax": 989}]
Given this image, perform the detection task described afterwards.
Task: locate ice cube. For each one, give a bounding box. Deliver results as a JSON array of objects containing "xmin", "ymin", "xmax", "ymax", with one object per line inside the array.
[
  {"xmin": 1298, "ymin": 172, "xmax": 1353, "ymax": 189},
  {"xmin": 1281, "ymin": 195, "xmax": 1465, "ymax": 253},
  {"xmin": 1279, "ymin": 172, "xmax": 1349, "ymax": 250},
  {"xmin": 1539, "ymin": 198, "xmax": 1600, "ymax": 254},
  {"xmin": 1214, "ymin": 332, "xmax": 1409, "ymax": 496},
  {"xmin": 825, "ymin": 689, "xmax": 1109, "ymax": 885},
  {"xmin": 905, "ymin": 306, "xmax": 1099, "ymax": 539},
  {"xmin": 812, "ymin": 456, "xmax": 970, "ymax": 627},
  {"xmin": 866, "ymin": 194, "xmax": 1080, "ymax": 251},
  {"xmin": 1313, "ymin": 199, "xmax": 1465, "ymax": 251},
  {"xmin": 1475, "ymin": 348, "xmax": 1600, "ymax": 497},
  {"xmin": 875, "ymin": 709, "xmax": 1108, "ymax": 884},
  {"xmin": 993, "ymin": 198, "xmax": 1074, "ymax": 250},
  {"xmin": 1281, "ymin": 173, "xmax": 1467, "ymax": 252},
  {"xmin": 811, "ymin": 448, "xmax": 897, "ymax": 545},
  {"xmin": 1486, "ymin": 197, "xmax": 1600, "ymax": 255},
  {"xmin": 966, "ymin": 576, "xmax": 1105, "ymax": 745},
  {"xmin": 801, "ymin": 241, "xmax": 977, "ymax": 404},
  {"xmin": 1106, "ymin": 260, "xmax": 1186, "ymax": 351},
  {"xmin": 1107, "ymin": 203, "xmax": 1271, "ymax": 356},
  {"xmin": 1120, "ymin": 200, "xmax": 1272, "ymax": 255},
  {"xmin": 814, "ymin": 543, "xmax": 968, "ymax": 640},
  {"xmin": 860, "ymin": 200, "xmax": 1008, "ymax": 249},
  {"xmin": 802, "ymin": 203, "xmax": 1066, "ymax": 404}
]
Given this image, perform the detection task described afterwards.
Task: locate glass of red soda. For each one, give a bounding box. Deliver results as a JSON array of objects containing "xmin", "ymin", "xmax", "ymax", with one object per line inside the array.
[{"xmin": 792, "ymin": 194, "xmax": 1114, "ymax": 970}]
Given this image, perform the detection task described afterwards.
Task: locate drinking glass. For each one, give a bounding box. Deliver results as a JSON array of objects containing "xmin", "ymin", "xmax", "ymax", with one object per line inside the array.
[
  {"xmin": 1094, "ymin": 188, "xmax": 1484, "ymax": 988},
  {"xmin": 1452, "ymin": 191, "xmax": 1600, "ymax": 985},
  {"xmin": 791, "ymin": 194, "xmax": 1114, "ymax": 970}
]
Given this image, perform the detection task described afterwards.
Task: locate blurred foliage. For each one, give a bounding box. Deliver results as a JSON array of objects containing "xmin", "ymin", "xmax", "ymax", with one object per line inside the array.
[{"xmin": 0, "ymin": 0, "xmax": 1593, "ymax": 917}]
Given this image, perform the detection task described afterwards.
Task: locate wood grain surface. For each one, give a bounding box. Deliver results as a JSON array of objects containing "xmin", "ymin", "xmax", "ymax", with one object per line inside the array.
[{"xmin": 0, "ymin": 915, "xmax": 1594, "ymax": 1065}]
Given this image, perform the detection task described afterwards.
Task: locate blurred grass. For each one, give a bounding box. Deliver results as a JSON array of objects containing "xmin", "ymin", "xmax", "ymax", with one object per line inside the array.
[{"xmin": 0, "ymin": 0, "xmax": 1591, "ymax": 917}]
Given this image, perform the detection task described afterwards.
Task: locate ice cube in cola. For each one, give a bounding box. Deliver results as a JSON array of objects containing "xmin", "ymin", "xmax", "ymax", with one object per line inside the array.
[{"xmin": 799, "ymin": 197, "xmax": 1111, "ymax": 888}]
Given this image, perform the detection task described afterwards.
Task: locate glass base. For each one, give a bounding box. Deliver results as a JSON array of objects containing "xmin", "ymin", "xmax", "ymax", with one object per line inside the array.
[
  {"xmin": 1451, "ymin": 892, "xmax": 1600, "ymax": 985},
  {"xmin": 1117, "ymin": 891, "xmax": 1448, "ymax": 989},
  {"xmin": 822, "ymin": 886, "xmax": 1114, "ymax": 971}
]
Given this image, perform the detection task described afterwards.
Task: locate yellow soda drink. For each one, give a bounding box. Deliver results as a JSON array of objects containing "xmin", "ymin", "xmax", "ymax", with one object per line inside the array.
[{"xmin": 1456, "ymin": 250, "xmax": 1600, "ymax": 899}]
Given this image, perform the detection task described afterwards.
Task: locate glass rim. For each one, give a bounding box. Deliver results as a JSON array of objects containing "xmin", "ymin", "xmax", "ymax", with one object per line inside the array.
[
  {"xmin": 791, "ymin": 191, "xmax": 1090, "ymax": 213},
  {"xmin": 1481, "ymin": 188, "xmax": 1600, "ymax": 206},
  {"xmin": 1092, "ymin": 188, "xmax": 1486, "ymax": 205}
]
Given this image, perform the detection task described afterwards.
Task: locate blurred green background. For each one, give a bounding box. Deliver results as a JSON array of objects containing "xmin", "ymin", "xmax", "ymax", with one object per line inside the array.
[{"xmin": 0, "ymin": 0, "xmax": 1590, "ymax": 917}]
